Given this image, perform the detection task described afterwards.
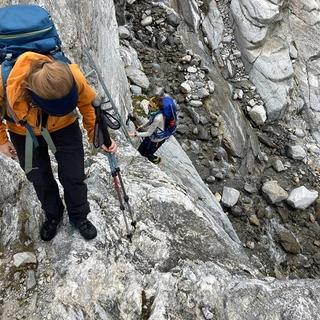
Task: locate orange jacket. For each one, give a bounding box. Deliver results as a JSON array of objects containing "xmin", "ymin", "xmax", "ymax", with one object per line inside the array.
[{"xmin": 0, "ymin": 52, "xmax": 96, "ymax": 145}]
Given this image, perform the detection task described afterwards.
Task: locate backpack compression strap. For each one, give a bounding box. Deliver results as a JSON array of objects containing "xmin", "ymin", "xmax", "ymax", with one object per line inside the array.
[{"xmin": 149, "ymin": 109, "xmax": 177, "ymax": 140}]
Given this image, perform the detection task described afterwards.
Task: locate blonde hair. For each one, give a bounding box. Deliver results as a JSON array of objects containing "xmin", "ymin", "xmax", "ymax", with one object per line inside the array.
[
  {"xmin": 149, "ymin": 96, "xmax": 162, "ymax": 110},
  {"xmin": 24, "ymin": 60, "xmax": 74, "ymax": 99}
]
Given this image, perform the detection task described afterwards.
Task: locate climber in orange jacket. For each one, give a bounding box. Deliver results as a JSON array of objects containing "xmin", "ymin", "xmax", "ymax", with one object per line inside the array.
[{"xmin": 0, "ymin": 52, "xmax": 117, "ymax": 241}]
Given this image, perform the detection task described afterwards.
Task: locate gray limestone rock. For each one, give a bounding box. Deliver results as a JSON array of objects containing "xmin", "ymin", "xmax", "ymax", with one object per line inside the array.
[
  {"xmin": 166, "ymin": 13, "xmax": 180, "ymax": 27},
  {"xmin": 231, "ymin": 0, "xmax": 268, "ymax": 47},
  {"xmin": 152, "ymin": 86, "xmax": 165, "ymax": 96},
  {"xmin": 262, "ymin": 180, "xmax": 288, "ymax": 204},
  {"xmin": 249, "ymin": 105, "xmax": 267, "ymax": 125},
  {"xmin": 202, "ymin": 1, "xmax": 224, "ymax": 50},
  {"xmin": 125, "ymin": 66, "xmax": 150, "ymax": 89},
  {"xmin": 119, "ymin": 44, "xmax": 143, "ymax": 69},
  {"xmin": 13, "ymin": 252, "xmax": 37, "ymax": 267},
  {"xmin": 207, "ymin": 80, "xmax": 215, "ymax": 93},
  {"xmin": 118, "ymin": 26, "xmax": 131, "ymax": 39},
  {"xmin": 287, "ymin": 186, "xmax": 318, "ymax": 210},
  {"xmin": 197, "ymin": 126, "xmax": 210, "ymax": 141},
  {"xmin": 249, "ymin": 41, "xmax": 293, "ymax": 120},
  {"xmin": 294, "ymin": 128, "xmax": 305, "ymax": 138},
  {"xmin": 189, "ymin": 100, "xmax": 203, "ymax": 107},
  {"xmin": 241, "ymin": 0, "xmax": 281, "ymax": 24},
  {"xmin": 181, "ymin": 54, "xmax": 192, "ymax": 63},
  {"xmin": 272, "ymin": 159, "xmax": 286, "ymax": 172},
  {"xmin": 233, "ymin": 88, "xmax": 244, "ymax": 100},
  {"xmin": 130, "ymin": 84, "xmax": 142, "ymax": 95},
  {"xmin": 289, "ymin": 43, "xmax": 298, "ymax": 59},
  {"xmin": 26, "ymin": 270, "xmax": 37, "ymax": 290},
  {"xmin": 187, "ymin": 66, "xmax": 198, "ymax": 73},
  {"xmin": 206, "ymin": 176, "xmax": 216, "ymax": 184},
  {"xmin": 141, "ymin": 16, "xmax": 153, "ymax": 26},
  {"xmin": 197, "ymin": 87, "xmax": 210, "ymax": 99},
  {"xmin": 231, "ymin": 0, "xmax": 295, "ymax": 120},
  {"xmin": 277, "ymin": 229, "xmax": 302, "ymax": 254},
  {"xmin": 286, "ymin": 145, "xmax": 307, "ymax": 160},
  {"xmin": 222, "ymin": 187, "xmax": 240, "ymax": 207},
  {"xmin": 180, "ymin": 81, "xmax": 192, "ymax": 94},
  {"xmin": 244, "ymin": 182, "xmax": 258, "ymax": 194}
]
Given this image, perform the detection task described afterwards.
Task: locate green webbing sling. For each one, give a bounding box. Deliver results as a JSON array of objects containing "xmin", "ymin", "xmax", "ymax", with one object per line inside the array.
[
  {"xmin": 24, "ymin": 123, "xmax": 57, "ymax": 174},
  {"xmin": 24, "ymin": 124, "xmax": 36, "ymax": 174}
]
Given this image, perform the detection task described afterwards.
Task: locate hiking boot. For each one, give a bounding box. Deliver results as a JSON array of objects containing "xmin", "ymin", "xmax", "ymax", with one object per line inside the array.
[
  {"xmin": 150, "ymin": 156, "xmax": 161, "ymax": 164},
  {"xmin": 71, "ymin": 218, "xmax": 97, "ymax": 240},
  {"xmin": 40, "ymin": 218, "xmax": 61, "ymax": 241}
]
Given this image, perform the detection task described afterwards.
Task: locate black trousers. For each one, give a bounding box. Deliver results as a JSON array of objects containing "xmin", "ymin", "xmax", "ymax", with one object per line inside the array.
[
  {"xmin": 9, "ymin": 120, "xmax": 90, "ymax": 223},
  {"xmin": 137, "ymin": 137, "xmax": 165, "ymax": 161}
]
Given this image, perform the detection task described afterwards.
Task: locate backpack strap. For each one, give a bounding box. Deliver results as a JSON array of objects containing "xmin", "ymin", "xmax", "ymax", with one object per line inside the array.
[
  {"xmin": 23, "ymin": 119, "xmax": 56, "ymax": 174},
  {"xmin": 40, "ymin": 111, "xmax": 56, "ymax": 154},
  {"xmin": 148, "ymin": 110, "xmax": 162, "ymax": 124},
  {"xmin": 41, "ymin": 127, "xmax": 56, "ymax": 152},
  {"xmin": 152, "ymin": 127, "xmax": 173, "ymax": 140},
  {"xmin": 150, "ymin": 111, "xmax": 177, "ymax": 140},
  {"xmin": 1, "ymin": 59, "xmax": 19, "ymax": 123},
  {"xmin": 2, "ymin": 62, "xmax": 40, "ymax": 174},
  {"xmin": 50, "ymin": 50, "xmax": 71, "ymax": 64},
  {"xmin": 148, "ymin": 111, "xmax": 168, "ymax": 140},
  {"xmin": 25, "ymin": 127, "xmax": 35, "ymax": 174},
  {"xmin": 24, "ymin": 122, "xmax": 39, "ymax": 174}
]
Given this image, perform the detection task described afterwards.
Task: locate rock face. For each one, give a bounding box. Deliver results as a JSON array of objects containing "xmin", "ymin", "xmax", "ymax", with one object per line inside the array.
[
  {"xmin": 174, "ymin": 0, "xmax": 263, "ymax": 174},
  {"xmin": 1, "ymin": 1, "xmax": 320, "ymax": 320},
  {"xmin": 231, "ymin": 0, "xmax": 292, "ymax": 120},
  {"xmin": 231, "ymin": 0, "xmax": 320, "ymax": 135}
]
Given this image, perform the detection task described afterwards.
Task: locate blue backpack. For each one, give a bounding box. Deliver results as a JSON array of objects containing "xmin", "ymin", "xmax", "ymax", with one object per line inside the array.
[
  {"xmin": 0, "ymin": 4, "xmax": 69, "ymax": 114},
  {"xmin": 151, "ymin": 96, "xmax": 177, "ymax": 140},
  {"xmin": 0, "ymin": 4, "xmax": 70, "ymax": 173}
]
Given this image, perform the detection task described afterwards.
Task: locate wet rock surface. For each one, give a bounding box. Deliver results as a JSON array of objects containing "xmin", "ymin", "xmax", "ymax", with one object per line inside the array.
[{"xmin": 120, "ymin": 0, "xmax": 320, "ymax": 280}]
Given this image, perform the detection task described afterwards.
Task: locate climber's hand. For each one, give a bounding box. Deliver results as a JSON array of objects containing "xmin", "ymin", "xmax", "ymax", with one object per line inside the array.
[
  {"xmin": 0, "ymin": 141, "xmax": 17, "ymax": 158},
  {"xmin": 102, "ymin": 139, "xmax": 118, "ymax": 154},
  {"xmin": 128, "ymin": 131, "xmax": 137, "ymax": 137}
]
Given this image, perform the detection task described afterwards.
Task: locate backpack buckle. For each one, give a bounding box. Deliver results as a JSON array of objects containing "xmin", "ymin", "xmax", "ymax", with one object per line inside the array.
[
  {"xmin": 4, "ymin": 53, "xmax": 12, "ymax": 60},
  {"xmin": 18, "ymin": 119, "xmax": 27, "ymax": 126}
]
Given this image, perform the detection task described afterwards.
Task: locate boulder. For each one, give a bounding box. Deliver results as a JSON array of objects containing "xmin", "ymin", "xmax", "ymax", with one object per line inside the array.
[
  {"xmin": 262, "ymin": 180, "xmax": 288, "ymax": 204},
  {"xmin": 287, "ymin": 186, "xmax": 318, "ymax": 209},
  {"xmin": 222, "ymin": 187, "xmax": 240, "ymax": 207}
]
